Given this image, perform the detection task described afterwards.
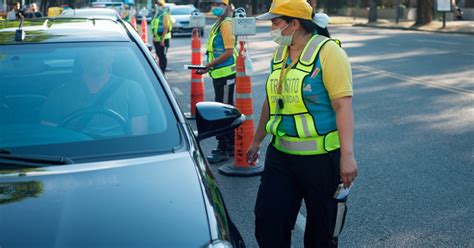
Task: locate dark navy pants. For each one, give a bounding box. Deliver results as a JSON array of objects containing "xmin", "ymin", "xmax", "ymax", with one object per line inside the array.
[{"xmin": 255, "ymin": 144, "xmax": 345, "ymax": 248}]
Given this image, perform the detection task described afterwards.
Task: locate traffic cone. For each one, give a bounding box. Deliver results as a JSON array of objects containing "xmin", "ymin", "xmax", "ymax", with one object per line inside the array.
[
  {"xmin": 219, "ymin": 41, "xmax": 263, "ymax": 177},
  {"xmin": 141, "ymin": 16, "xmax": 147, "ymax": 43},
  {"xmin": 186, "ymin": 29, "xmax": 205, "ymax": 118},
  {"xmin": 130, "ymin": 16, "xmax": 138, "ymax": 31}
]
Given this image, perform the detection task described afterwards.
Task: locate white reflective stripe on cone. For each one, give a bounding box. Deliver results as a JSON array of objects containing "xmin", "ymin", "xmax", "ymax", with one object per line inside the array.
[{"xmin": 236, "ymin": 93, "xmax": 252, "ymax": 99}]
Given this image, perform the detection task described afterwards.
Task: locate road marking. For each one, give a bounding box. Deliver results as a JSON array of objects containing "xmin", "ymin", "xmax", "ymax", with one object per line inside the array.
[
  {"xmin": 415, "ymin": 39, "xmax": 459, "ymax": 46},
  {"xmin": 353, "ymin": 65, "xmax": 474, "ymax": 96},
  {"xmin": 296, "ymin": 212, "xmax": 306, "ymax": 231},
  {"xmin": 172, "ymin": 87, "xmax": 183, "ymax": 96}
]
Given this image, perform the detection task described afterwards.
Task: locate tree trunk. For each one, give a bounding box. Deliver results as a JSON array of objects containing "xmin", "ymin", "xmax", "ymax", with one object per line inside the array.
[
  {"xmin": 415, "ymin": 0, "xmax": 433, "ymax": 25},
  {"xmin": 368, "ymin": 0, "xmax": 378, "ymax": 22}
]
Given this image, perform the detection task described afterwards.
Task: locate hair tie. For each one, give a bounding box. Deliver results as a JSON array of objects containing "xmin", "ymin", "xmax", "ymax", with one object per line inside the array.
[{"xmin": 313, "ymin": 13, "xmax": 329, "ymax": 28}]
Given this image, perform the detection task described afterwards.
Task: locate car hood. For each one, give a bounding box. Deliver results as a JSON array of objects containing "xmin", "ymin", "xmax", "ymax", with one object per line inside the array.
[{"xmin": 0, "ymin": 152, "xmax": 211, "ymax": 247}]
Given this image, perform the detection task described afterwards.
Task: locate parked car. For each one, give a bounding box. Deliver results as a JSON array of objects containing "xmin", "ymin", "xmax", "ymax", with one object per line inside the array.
[
  {"xmin": 136, "ymin": 6, "xmax": 152, "ymax": 23},
  {"xmin": 91, "ymin": 1, "xmax": 125, "ymax": 16},
  {"xmin": 169, "ymin": 4, "xmax": 204, "ymax": 36},
  {"xmin": 60, "ymin": 8, "xmax": 121, "ymax": 20},
  {"xmin": 0, "ymin": 17, "xmax": 245, "ymax": 248}
]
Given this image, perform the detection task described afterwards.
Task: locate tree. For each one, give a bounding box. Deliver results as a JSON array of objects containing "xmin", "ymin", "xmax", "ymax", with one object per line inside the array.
[
  {"xmin": 368, "ymin": 0, "xmax": 378, "ymax": 22},
  {"xmin": 415, "ymin": 0, "xmax": 433, "ymax": 25}
]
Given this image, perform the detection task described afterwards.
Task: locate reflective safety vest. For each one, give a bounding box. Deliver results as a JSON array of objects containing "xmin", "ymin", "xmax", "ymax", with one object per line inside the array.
[
  {"xmin": 265, "ymin": 35, "xmax": 341, "ymax": 155},
  {"xmin": 151, "ymin": 11, "xmax": 172, "ymax": 41},
  {"xmin": 206, "ymin": 18, "xmax": 237, "ymax": 79}
]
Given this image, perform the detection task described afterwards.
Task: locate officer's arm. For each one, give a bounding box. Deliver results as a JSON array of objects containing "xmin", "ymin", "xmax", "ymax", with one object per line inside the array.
[
  {"xmin": 331, "ymin": 96, "xmax": 358, "ymax": 187},
  {"xmin": 252, "ymin": 98, "xmax": 269, "ymax": 147},
  {"xmin": 162, "ymin": 14, "xmax": 169, "ymax": 39}
]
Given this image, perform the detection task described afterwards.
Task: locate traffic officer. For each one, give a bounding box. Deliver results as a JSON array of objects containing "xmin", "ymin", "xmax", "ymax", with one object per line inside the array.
[
  {"xmin": 196, "ymin": 0, "xmax": 237, "ymax": 163},
  {"xmin": 246, "ymin": 0, "xmax": 358, "ymax": 247},
  {"xmin": 151, "ymin": 0, "xmax": 172, "ymax": 74}
]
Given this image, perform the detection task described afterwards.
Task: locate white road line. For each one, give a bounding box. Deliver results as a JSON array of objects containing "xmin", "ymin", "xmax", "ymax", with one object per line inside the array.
[
  {"xmin": 172, "ymin": 87, "xmax": 183, "ymax": 96},
  {"xmin": 415, "ymin": 39, "xmax": 459, "ymax": 46},
  {"xmin": 296, "ymin": 212, "xmax": 306, "ymax": 231},
  {"xmin": 353, "ymin": 65, "xmax": 474, "ymax": 96}
]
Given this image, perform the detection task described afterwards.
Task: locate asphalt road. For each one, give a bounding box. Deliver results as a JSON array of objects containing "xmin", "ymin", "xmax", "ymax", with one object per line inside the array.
[{"xmin": 161, "ymin": 22, "xmax": 474, "ymax": 247}]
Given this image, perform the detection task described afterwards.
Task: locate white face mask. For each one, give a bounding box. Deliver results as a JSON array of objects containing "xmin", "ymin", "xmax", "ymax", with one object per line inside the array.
[{"xmin": 270, "ymin": 24, "xmax": 294, "ymax": 46}]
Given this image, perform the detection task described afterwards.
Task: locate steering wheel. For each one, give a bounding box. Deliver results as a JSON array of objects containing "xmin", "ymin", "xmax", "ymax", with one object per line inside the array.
[{"xmin": 58, "ymin": 108, "xmax": 130, "ymax": 137}]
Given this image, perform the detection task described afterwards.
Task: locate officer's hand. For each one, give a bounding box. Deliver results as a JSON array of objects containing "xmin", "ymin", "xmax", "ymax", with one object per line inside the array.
[
  {"xmin": 160, "ymin": 39, "xmax": 165, "ymax": 47},
  {"xmin": 246, "ymin": 143, "xmax": 260, "ymax": 165},
  {"xmin": 339, "ymin": 154, "xmax": 358, "ymax": 188},
  {"xmin": 195, "ymin": 64, "xmax": 211, "ymax": 75}
]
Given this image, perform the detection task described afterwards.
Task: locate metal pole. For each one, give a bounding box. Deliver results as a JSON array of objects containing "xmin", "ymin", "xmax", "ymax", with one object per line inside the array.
[
  {"xmin": 442, "ymin": 11, "xmax": 446, "ymax": 28},
  {"xmin": 395, "ymin": 0, "xmax": 401, "ymax": 24}
]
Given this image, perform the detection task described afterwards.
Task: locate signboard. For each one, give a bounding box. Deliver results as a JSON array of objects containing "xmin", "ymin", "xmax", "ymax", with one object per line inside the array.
[
  {"xmin": 232, "ymin": 17, "xmax": 256, "ymax": 36},
  {"xmin": 190, "ymin": 14, "xmax": 205, "ymax": 28},
  {"xmin": 437, "ymin": 0, "xmax": 451, "ymax": 11}
]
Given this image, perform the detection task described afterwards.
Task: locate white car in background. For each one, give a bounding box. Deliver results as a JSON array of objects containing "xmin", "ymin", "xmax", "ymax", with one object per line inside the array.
[
  {"xmin": 168, "ymin": 4, "xmax": 203, "ymax": 36},
  {"xmin": 60, "ymin": 8, "xmax": 121, "ymax": 20}
]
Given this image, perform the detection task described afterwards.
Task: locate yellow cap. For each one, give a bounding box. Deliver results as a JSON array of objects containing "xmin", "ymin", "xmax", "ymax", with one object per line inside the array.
[
  {"xmin": 257, "ymin": 0, "xmax": 313, "ymax": 21},
  {"xmin": 210, "ymin": 0, "xmax": 229, "ymax": 5},
  {"xmin": 158, "ymin": 0, "xmax": 165, "ymax": 5}
]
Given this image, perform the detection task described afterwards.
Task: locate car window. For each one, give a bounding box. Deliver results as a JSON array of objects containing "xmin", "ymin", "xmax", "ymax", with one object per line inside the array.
[
  {"xmin": 170, "ymin": 7, "xmax": 195, "ymax": 15},
  {"xmin": 0, "ymin": 42, "xmax": 182, "ymax": 161}
]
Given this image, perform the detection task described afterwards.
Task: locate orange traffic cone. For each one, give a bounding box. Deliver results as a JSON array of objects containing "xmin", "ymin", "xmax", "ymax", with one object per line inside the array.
[
  {"xmin": 219, "ymin": 41, "xmax": 263, "ymax": 177},
  {"xmin": 140, "ymin": 16, "xmax": 147, "ymax": 43},
  {"xmin": 187, "ymin": 29, "xmax": 205, "ymax": 118},
  {"xmin": 130, "ymin": 16, "xmax": 138, "ymax": 31}
]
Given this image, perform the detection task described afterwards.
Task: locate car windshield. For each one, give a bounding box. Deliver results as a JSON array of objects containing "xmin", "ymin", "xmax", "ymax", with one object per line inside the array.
[
  {"xmin": 0, "ymin": 42, "xmax": 182, "ymax": 162},
  {"xmin": 170, "ymin": 6, "xmax": 195, "ymax": 15}
]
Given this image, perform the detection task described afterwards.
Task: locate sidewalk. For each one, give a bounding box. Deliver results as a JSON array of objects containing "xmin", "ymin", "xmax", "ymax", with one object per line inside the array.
[{"xmin": 329, "ymin": 16, "xmax": 474, "ymax": 35}]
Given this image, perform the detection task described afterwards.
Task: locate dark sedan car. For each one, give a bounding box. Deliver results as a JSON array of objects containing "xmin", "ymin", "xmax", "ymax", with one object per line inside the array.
[{"xmin": 0, "ymin": 18, "xmax": 245, "ymax": 247}]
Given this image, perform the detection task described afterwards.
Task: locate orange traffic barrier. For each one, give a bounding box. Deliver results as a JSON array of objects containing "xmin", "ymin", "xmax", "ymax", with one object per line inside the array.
[
  {"xmin": 219, "ymin": 41, "xmax": 263, "ymax": 177},
  {"xmin": 130, "ymin": 16, "xmax": 138, "ymax": 31},
  {"xmin": 140, "ymin": 17, "xmax": 147, "ymax": 43},
  {"xmin": 189, "ymin": 29, "xmax": 205, "ymax": 118}
]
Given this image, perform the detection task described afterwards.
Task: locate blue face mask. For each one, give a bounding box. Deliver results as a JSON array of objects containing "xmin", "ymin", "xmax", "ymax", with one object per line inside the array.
[{"xmin": 211, "ymin": 6, "xmax": 225, "ymax": 16}]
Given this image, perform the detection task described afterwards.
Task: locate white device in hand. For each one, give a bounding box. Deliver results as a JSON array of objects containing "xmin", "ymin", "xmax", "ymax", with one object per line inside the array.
[
  {"xmin": 334, "ymin": 183, "xmax": 352, "ymax": 200},
  {"xmin": 184, "ymin": 65, "xmax": 207, "ymax": 70}
]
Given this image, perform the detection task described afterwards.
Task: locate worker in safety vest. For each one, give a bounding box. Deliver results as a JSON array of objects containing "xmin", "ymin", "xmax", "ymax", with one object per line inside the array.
[
  {"xmin": 196, "ymin": 0, "xmax": 237, "ymax": 164},
  {"xmin": 151, "ymin": 0, "xmax": 172, "ymax": 74},
  {"xmin": 247, "ymin": 0, "xmax": 358, "ymax": 246}
]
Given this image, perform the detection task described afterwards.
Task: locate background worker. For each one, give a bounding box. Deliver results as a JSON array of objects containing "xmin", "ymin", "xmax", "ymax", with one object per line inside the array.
[
  {"xmin": 196, "ymin": 0, "xmax": 237, "ymax": 163},
  {"xmin": 151, "ymin": 0, "xmax": 171, "ymax": 74},
  {"xmin": 247, "ymin": 0, "xmax": 358, "ymax": 247},
  {"xmin": 7, "ymin": 2, "xmax": 20, "ymax": 20},
  {"xmin": 25, "ymin": 3, "xmax": 43, "ymax": 18}
]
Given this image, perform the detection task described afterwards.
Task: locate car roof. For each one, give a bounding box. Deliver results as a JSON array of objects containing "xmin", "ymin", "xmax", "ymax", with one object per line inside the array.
[
  {"xmin": 0, "ymin": 18, "xmax": 131, "ymax": 44},
  {"xmin": 60, "ymin": 8, "xmax": 121, "ymax": 20}
]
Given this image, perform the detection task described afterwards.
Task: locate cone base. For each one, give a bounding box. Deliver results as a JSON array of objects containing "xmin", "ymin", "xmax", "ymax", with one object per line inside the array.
[{"xmin": 218, "ymin": 163, "xmax": 264, "ymax": 177}]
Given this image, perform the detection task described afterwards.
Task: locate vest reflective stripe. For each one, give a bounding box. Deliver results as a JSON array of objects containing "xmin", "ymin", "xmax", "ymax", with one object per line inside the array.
[
  {"xmin": 294, "ymin": 113, "xmax": 318, "ymax": 138},
  {"xmin": 206, "ymin": 18, "xmax": 237, "ymax": 79},
  {"xmin": 266, "ymin": 35, "xmax": 342, "ymax": 155},
  {"xmin": 274, "ymin": 130, "xmax": 339, "ymax": 155},
  {"xmin": 265, "ymin": 115, "xmax": 283, "ymax": 136}
]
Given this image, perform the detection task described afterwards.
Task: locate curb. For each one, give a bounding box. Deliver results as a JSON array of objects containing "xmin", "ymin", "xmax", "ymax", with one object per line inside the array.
[{"xmin": 352, "ymin": 23, "xmax": 474, "ymax": 35}]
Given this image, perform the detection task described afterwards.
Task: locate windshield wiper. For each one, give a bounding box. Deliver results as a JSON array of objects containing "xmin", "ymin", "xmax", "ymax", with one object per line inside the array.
[{"xmin": 0, "ymin": 151, "xmax": 74, "ymax": 167}]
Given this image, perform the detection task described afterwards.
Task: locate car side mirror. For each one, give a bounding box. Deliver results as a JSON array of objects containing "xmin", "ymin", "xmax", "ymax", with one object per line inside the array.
[
  {"xmin": 147, "ymin": 44, "xmax": 153, "ymax": 51},
  {"xmin": 195, "ymin": 102, "xmax": 244, "ymax": 142}
]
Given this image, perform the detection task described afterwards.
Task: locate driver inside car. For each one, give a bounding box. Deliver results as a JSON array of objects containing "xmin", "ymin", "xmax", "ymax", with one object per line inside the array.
[{"xmin": 40, "ymin": 50, "xmax": 149, "ymax": 137}]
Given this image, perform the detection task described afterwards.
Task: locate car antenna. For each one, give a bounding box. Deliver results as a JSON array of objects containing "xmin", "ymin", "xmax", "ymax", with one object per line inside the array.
[{"xmin": 15, "ymin": 12, "xmax": 25, "ymax": 42}]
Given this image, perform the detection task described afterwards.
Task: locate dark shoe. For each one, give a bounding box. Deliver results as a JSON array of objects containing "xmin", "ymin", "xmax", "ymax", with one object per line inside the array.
[{"xmin": 207, "ymin": 150, "xmax": 229, "ymax": 164}]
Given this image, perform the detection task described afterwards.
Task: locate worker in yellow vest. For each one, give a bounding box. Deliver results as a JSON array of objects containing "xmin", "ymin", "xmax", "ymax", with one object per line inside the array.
[
  {"xmin": 196, "ymin": 0, "xmax": 237, "ymax": 163},
  {"xmin": 247, "ymin": 0, "xmax": 358, "ymax": 246},
  {"xmin": 151, "ymin": 0, "xmax": 172, "ymax": 74}
]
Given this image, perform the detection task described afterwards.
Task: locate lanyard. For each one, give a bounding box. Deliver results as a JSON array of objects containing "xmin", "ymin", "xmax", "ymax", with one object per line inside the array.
[{"xmin": 276, "ymin": 47, "xmax": 299, "ymax": 109}]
